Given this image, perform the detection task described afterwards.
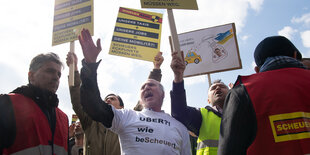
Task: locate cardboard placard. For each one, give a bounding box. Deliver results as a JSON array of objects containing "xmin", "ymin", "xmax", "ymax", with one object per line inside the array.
[
  {"xmin": 109, "ymin": 7, "xmax": 163, "ymax": 62},
  {"xmin": 177, "ymin": 23, "xmax": 242, "ymax": 77},
  {"xmin": 52, "ymin": 0, "xmax": 94, "ymax": 46},
  {"xmin": 141, "ymin": 0, "xmax": 198, "ymax": 10}
]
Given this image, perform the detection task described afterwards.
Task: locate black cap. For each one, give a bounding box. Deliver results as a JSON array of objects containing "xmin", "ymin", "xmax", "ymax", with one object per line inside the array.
[{"xmin": 254, "ymin": 36, "xmax": 302, "ymax": 67}]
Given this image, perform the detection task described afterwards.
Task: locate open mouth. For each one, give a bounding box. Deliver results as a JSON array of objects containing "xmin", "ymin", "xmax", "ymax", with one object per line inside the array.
[
  {"xmin": 215, "ymin": 91, "xmax": 223, "ymax": 96},
  {"xmin": 144, "ymin": 91, "xmax": 153, "ymax": 100}
]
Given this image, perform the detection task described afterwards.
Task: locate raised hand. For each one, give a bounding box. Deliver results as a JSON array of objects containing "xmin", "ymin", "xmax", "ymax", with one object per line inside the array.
[
  {"xmin": 170, "ymin": 51, "xmax": 185, "ymax": 83},
  {"xmin": 78, "ymin": 29, "xmax": 102, "ymax": 63},
  {"xmin": 154, "ymin": 51, "xmax": 164, "ymax": 69},
  {"xmin": 66, "ymin": 52, "xmax": 78, "ymax": 71},
  {"xmin": 69, "ymin": 123, "xmax": 76, "ymax": 138}
]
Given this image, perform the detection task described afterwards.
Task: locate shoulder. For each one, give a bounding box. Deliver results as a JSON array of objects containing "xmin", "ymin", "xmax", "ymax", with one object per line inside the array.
[{"xmin": 55, "ymin": 108, "xmax": 69, "ymax": 125}]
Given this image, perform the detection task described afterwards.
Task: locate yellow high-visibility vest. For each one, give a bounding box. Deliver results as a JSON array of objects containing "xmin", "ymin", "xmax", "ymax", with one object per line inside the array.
[{"xmin": 196, "ymin": 108, "xmax": 221, "ymax": 155}]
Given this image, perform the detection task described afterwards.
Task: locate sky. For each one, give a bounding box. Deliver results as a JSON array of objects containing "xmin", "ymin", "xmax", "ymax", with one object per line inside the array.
[{"xmin": 0, "ymin": 0, "xmax": 309, "ymax": 122}]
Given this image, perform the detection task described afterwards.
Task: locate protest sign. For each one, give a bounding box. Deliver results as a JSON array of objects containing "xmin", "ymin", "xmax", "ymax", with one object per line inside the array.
[
  {"xmin": 52, "ymin": 0, "xmax": 93, "ymax": 46},
  {"xmin": 178, "ymin": 23, "xmax": 242, "ymax": 77},
  {"xmin": 72, "ymin": 114, "xmax": 78, "ymax": 124},
  {"xmin": 141, "ymin": 0, "xmax": 198, "ymax": 10},
  {"xmin": 109, "ymin": 7, "xmax": 163, "ymax": 62}
]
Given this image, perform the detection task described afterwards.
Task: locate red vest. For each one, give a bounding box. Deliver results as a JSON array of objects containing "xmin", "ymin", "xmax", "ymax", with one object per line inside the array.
[
  {"xmin": 239, "ymin": 68, "xmax": 310, "ymax": 155},
  {"xmin": 3, "ymin": 94, "xmax": 68, "ymax": 155}
]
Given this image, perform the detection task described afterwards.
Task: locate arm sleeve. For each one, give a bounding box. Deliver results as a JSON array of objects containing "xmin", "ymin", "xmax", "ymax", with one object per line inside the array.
[
  {"xmin": 0, "ymin": 95, "xmax": 16, "ymax": 150},
  {"xmin": 148, "ymin": 69, "xmax": 162, "ymax": 82},
  {"xmin": 218, "ymin": 85, "xmax": 257, "ymax": 155},
  {"xmin": 69, "ymin": 71, "xmax": 93, "ymax": 131},
  {"xmin": 170, "ymin": 81, "xmax": 202, "ymax": 136},
  {"xmin": 80, "ymin": 59, "xmax": 114, "ymax": 128}
]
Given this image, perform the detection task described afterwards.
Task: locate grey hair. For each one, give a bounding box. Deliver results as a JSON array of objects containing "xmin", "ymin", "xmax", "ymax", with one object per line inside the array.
[
  {"xmin": 29, "ymin": 52, "xmax": 63, "ymax": 72},
  {"xmin": 210, "ymin": 79, "xmax": 228, "ymax": 88},
  {"xmin": 158, "ymin": 82, "xmax": 165, "ymax": 94}
]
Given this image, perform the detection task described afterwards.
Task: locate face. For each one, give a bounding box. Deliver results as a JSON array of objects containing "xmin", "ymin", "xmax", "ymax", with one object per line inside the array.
[
  {"xmin": 208, "ymin": 82, "xmax": 229, "ymax": 108},
  {"xmin": 140, "ymin": 79, "xmax": 164, "ymax": 112},
  {"xmin": 74, "ymin": 122, "xmax": 84, "ymax": 135},
  {"xmin": 28, "ymin": 61, "xmax": 61, "ymax": 93},
  {"xmin": 214, "ymin": 48, "xmax": 222, "ymax": 57},
  {"xmin": 105, "ymin": 95, "xmax": 123, "ymax": 109}
]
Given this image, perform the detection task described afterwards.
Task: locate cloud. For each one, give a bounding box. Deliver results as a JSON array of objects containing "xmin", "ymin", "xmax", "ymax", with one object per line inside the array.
[
  {"xmin": 300, "ymin": 30, "xmax": 310, "ymax": 48},
  {"xmin": 172, "ymin": 0, "xmax": 264, "ymax": 34},
  {"xmin": 291, "ymin": 13, "xmax": 310, "ymax": 26},
  {"xmin": 277, "ymin": 26, "xmax": 298, "ymax": 40},
  {"xmin": 241, "ymin": 35, "xmax": 250, "ymax": 41},
  {"xmin": 247, "ymin": 0, "xmax": 264, "ymax": 12}
]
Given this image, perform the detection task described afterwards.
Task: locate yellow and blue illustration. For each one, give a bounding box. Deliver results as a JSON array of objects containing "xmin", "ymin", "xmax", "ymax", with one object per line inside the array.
[{"xmin": 214, "ymin": 29, "xmax": 233, "ymax": 45}]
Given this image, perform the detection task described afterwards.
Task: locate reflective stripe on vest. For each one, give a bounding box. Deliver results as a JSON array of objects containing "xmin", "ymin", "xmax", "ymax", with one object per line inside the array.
[
  {"xmin": 3, "ymin": 94, "xmax": 68, "ymax": 155},
  {"xmin": 196, "ymin": 108, "xmax": 221, "ymax": 155},
  {"xmin": 197, "ymin": 139, "xmax": 218, "ymax": 148}
]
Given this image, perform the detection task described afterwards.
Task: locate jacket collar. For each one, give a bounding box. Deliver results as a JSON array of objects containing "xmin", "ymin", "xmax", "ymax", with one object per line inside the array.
[{"xmin": 11, "ymin": 84, "xmax": 59, "ymax": 108}]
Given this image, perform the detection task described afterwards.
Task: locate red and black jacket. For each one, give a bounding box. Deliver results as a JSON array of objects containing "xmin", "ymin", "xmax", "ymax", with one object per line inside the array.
[
  {"xmin": 241, "ymin": 68, "xmax": 310, "ymax": 155},
  {"xmin": 0, "ymin": 85, "xmax": 68, "ymax": 155}
]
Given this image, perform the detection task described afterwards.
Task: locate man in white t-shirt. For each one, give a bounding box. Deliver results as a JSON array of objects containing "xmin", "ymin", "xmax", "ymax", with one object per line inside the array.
[{"xmin": 78, "ymin": 29, "xmax": 191, "ymax": 155}]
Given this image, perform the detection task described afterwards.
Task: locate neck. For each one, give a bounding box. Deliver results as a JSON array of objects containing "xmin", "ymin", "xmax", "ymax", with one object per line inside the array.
[
  {"xmin": 145, "ymin": 107, "xmax": 161, "ymax": 112},
  {"xmin": 212, "ymin": 105, "xmax": 223, "ymax": 113}
]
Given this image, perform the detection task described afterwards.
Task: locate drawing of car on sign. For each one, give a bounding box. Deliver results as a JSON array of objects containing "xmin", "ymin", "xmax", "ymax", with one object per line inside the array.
[{"xmin": 185, "ymin": 51, "xmax": 202, "ymax": 65}]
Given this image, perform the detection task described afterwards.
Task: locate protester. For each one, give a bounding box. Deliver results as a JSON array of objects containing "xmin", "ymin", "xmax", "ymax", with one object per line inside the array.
[
  {"xmin": 70, "ymin": 122, "xmax": 84, "ymax": 155},
  {"xmin": 301, "ymin": 58, "xmax": 310, "ymax": 69},
  {"xmin": 67, "ymin": 52, "xmax": 123, "ymax": 155},
  {"xmin": 78, "ymin": 28, "xmax": 191, "ymax": 154},
  {"xmin": 0, "ymin": 52, "xmax": 68, "ymax": 154},
  {"xmin": 134, "ymin": 51, "xmax": 164, "ymax": 111},
  {"xmin": 218, "ymin": 36, "xmax": 310, "ymax": 155},
  {"xmin": 170, "ymin": 51, "xmax": 229, "ymax": 155},
  {"xmin": 67, "ymin": 49, "xmax": 164, "ymax": 154},
  {"xmin": 68, "ymin": 123, "xmax": 76, "ymax": 155}
]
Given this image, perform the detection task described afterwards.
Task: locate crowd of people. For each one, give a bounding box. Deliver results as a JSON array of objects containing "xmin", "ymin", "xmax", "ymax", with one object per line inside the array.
[{"xmin": 0, "ymin": 28, "xmax": 309, "ymax": 155}]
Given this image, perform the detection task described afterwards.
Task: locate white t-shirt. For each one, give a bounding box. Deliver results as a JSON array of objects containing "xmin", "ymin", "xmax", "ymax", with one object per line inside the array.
[{"xmin": 110, "ymin": 108, "xmax": 191, "ymax": 155}]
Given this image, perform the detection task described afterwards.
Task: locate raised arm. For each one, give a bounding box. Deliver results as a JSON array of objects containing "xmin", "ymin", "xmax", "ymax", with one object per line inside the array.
[
  {"xmin": 170, "ymin": 51, "xmax": 202, "ymax": 136},
  {"xmin": 78, "ymin": 29, "xmax": 114, "ymax": 128},
  {"xmin": 66, "ymin": 52, "xmax": 93, "ymax": 130},
  {"xmin": 148, "ymin": 51, "xmax": 164, "ymax": 82}
]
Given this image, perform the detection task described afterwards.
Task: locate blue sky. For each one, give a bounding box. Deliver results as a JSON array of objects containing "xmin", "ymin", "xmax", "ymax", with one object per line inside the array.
[{"xmin": 0, "ymin": 0, "xmax": 309, "ymax": 122}]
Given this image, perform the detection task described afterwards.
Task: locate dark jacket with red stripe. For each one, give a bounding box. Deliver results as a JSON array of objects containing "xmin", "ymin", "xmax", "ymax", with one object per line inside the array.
[
  {"xmin": 218, "ymin": 61, "xmax": 310, "ymax": 155},
  {"xmin": 0, "ymin": 84, "xmax": 68, "ymax": 155}
]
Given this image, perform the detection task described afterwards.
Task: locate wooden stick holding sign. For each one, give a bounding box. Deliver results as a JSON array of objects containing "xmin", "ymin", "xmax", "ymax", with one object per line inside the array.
[
  {"xmin": 207, "ymin": 73, "xmax": 212, "ymax": 87},
  {"xmin": 68, "ymin": 41, "xmax": 75, "ymax": 86},
  {"xmin": 167, "ymin": 9, "xmax": 181, "ymax": 56},
  {"xmin": 140, "ymin": 0, "xmax": 198, "ymax": 57}
]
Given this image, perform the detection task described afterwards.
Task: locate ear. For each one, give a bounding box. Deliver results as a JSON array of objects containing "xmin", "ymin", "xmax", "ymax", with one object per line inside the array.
[
  {"xmin": 207, "ymin": 98, "xmax": 211, "ymax": 104},
  {"xmin": 254, "ymin": 66, "xmax": 260, "ymax": 73},
  {"xmin": 28, "ymin": 71, "xmax": 34, "ymax": 84}
]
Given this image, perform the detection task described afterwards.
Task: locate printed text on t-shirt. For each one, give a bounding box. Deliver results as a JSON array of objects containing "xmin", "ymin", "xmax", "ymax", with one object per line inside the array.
[{"xmin": 139, "ymin": 117, "xmax": 171, "ymax": 126}]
